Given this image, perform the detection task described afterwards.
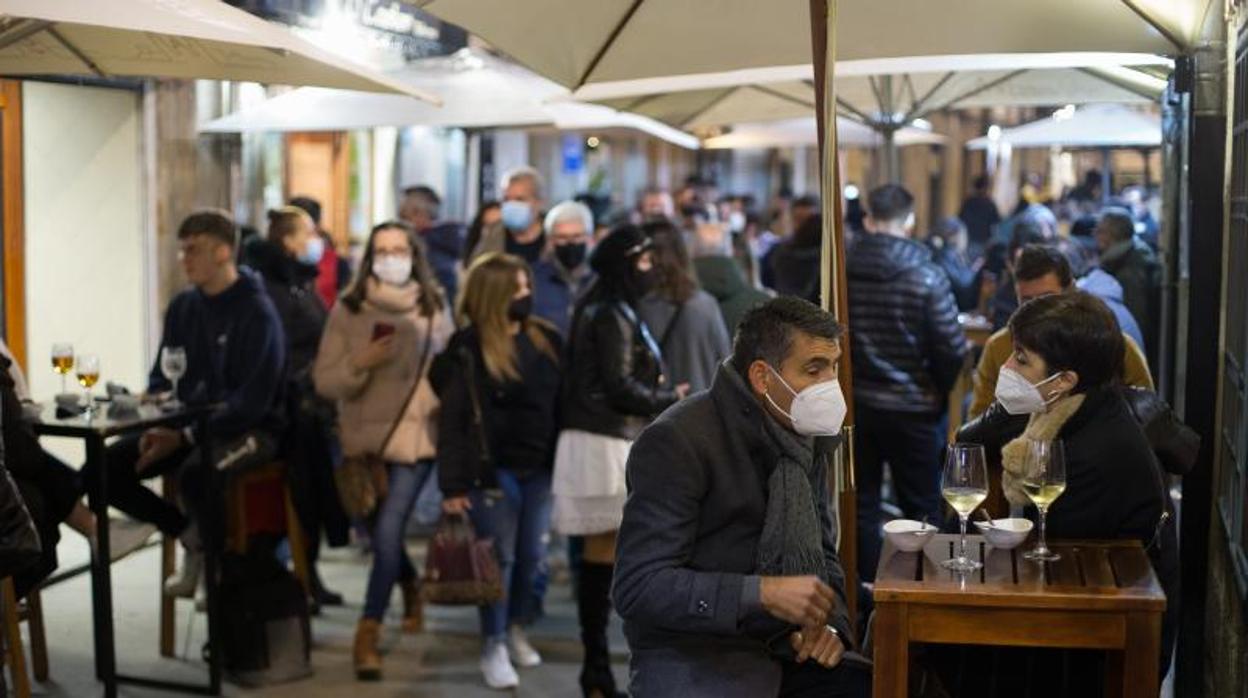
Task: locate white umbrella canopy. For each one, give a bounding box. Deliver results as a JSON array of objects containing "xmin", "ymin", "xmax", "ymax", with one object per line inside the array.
[
  {"xmin": 702, "ymin": 117, "xmax": 944, "ymax": 150},
  {"xmin": 200, "ymin": 49, "xmax": 699, "ymax": 149},
  {"xmin": 0, "ymin": 0, "xmax": 437, "ymax": 99},
  {"xmin": 579, "ymin": 56, "xmax": 1163, "ymax": 131},
  {"xmin": 966, "ymin": 104, "xmax": 1161, "ymax": 149},
  {"xmin": 414, "ymin": 0, "xmax": 1180, "ymax": 90}
]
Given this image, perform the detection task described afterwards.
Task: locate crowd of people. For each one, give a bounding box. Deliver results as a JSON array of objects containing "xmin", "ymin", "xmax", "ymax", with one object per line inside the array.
[{"xmin": 0, "ymin": 162, "xmax": 1184, "ymax": 697}]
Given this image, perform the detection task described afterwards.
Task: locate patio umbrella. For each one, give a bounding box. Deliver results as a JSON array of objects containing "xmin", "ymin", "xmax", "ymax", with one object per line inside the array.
[
  {"xmin": 966, "ymin": 104, "xmax": 1161, "ymax": 149},
  {"xmin": 199, "ymin": 49, "xmax": 697, "ymax": 149},
  {"xmin": 0, "ymin": 0, "xmax": 438, "ymax": 100},
  {"xmin": 414, "ymin": 0, "xmax": 1180, "ymax": 90},
  {"xmin": 580, "ymin": 60, "xmax": 1168, "ymax": 132},
  {"xmin": 702, "ymin": 117, "xmax": 944, "ymax": 150}
]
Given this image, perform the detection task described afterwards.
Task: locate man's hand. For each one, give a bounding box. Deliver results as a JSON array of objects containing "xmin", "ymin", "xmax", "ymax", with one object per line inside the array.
[
  {"xmin": 675, "ymin": 383, "xmax": 692, "ymax": 400},
  {"xmin": 789, "ymin": 625, "xmax": 845, "ymax": 668},
  {"xmin": 759, "ymin": 575, "xmax": 835, "ymax": 627},
  {"xmin": 136, "ymin": 427, "xmax": 184, "ymax": 473}
]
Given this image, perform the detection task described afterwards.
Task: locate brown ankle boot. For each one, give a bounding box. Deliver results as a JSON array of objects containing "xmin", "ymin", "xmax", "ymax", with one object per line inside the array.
[
  {"xmin": 401, "ymin": 579, "xmax": 424, "ymax": 633},
  {"xmin": 353, "ymin": 618, "xmax": 383, "ymax": 681}
]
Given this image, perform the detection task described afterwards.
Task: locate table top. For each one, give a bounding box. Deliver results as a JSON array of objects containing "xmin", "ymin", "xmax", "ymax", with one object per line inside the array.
[
  {"xmin": 873, "ymin": 534, "xmax": 1165, "ymax": 612},
  {"xmin": 29, "ymin": 401, "xmax": 215, "ymax": 439}
]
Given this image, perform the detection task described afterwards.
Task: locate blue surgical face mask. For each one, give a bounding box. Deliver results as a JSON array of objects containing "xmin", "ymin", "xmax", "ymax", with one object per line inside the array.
[
  {"xmin": 501, "ymin": 200, "xmax": 535, "ymax": 231},
  {"xmin": 299, "ymin": 235, "xmax": 325, "ymax": 265}
]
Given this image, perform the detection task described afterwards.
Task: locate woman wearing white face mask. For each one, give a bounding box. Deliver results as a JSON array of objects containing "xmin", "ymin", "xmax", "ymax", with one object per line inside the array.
[
  {"xmin": 313, "ymin": 220, "xmax": 454, "ymax": 681},
  {"xmin": 957, "ymin": 292, "xmax": 1178, "ymax": 692}
]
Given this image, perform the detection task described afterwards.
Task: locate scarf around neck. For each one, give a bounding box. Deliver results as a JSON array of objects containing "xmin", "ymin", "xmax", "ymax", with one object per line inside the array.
[
  {"xmin": 365, "ymin": 277, "xmax": 420, "ymax": 313},
  {"xmin": 756, "ymin": 403, "xmax": 828, "ymax": 581},
  {"xmin": 1000, "ymin": 393, "xmax": 1086, "ymax": 505}
]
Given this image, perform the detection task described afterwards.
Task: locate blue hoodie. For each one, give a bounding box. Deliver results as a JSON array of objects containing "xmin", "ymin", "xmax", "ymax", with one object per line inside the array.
[
  {"xmin": 1078, "ymin": 268, "xmax": 1146, "ymax": 352},
  {"xmin": 148, "ymin": 268, "xmax": 287, "ymax": 440}
]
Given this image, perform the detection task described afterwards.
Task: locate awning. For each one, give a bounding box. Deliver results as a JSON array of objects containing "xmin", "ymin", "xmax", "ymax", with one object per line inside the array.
[
  {"xmin": 702, "ymin": 117, "xmax": 944, "ymax": 150},
  {"xmin": 0, "ymin": 0, "xmax": 438, "ymax": 100},
  {"xmin": 414, "ymin": 0, "xmax": 1179, "ymax": 90},
  {"xmin": 966, "ymin": 104, "xmax": 1161, "ymax": 149},
  {"xmin": 200, "ymin": 49, "xmax": 698, "ymax": 149}
]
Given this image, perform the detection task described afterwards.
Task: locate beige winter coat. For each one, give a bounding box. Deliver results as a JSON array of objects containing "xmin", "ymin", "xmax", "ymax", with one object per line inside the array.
[{"xmin": 313, "ymin": 279, "xmax": 454, "ymax": 463}]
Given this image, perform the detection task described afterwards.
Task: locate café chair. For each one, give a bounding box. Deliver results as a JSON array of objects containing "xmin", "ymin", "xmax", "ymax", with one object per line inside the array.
[
  {"xmin": 159, "ymin": 462, "xmax": 310, "ymax": 657},
  {"xmin": 1, "ymin": 577, "xmax": 26, "ymax": 697}
]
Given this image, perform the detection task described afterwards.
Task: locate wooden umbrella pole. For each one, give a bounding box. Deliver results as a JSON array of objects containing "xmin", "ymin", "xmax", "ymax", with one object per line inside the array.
[{"xmin": 809, "ymin": 0, "xmax": 860, "ymax": 632}]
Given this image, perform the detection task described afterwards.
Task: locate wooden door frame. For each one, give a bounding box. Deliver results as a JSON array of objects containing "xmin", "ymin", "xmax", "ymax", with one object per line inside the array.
[{"xmin": 1, "ymin": 79, "xmax": 24, "ymax": 370}]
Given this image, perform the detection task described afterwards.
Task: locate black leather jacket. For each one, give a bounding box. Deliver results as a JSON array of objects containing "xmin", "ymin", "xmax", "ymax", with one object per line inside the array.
[
  {"xmin": 0, "ymin": 398, "xmax": 41, "ymax": 578},
  {"xmin": 561, "ymin": 299, "xmax": 679, "ymax": 440},
  {"xmin": 957, "ymin": 387, "xmax": 1199, "ymax": 476}
]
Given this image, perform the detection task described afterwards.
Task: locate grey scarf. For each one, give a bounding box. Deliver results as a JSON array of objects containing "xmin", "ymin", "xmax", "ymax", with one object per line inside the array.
[{"xmin": 756, "ymin": 409, "xmax": 828, "ymax": 580}]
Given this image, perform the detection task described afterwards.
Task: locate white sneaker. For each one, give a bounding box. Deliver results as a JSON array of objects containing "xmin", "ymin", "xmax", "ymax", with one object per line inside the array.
[
  {"xmin": 480, "ymin": 637, "xmax": 519, "ymax": 690},
  {"xmin": 507, "ymin": 625, "xmax": 542, "ymax": 668},
  {"xmin": 164, "ymin": 551, "xmax": 203, "ymax": 598}
]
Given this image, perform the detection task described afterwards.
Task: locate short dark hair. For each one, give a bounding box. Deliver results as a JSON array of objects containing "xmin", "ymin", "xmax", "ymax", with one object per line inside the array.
[
  {"xmin": 1097, "ymin": 207, "xmax": 1135, "ymax": 243},
  {"xmin": 867, "ymin": 184, "xmax": 914, "ymax": 223},
  {"xmin": 288, "ymin": 196, "xmax": 322, "ymax": 225},
  {"xmin": 1009, "ymin": 291, "xmax": 1123, "ymax": 393},
  {"xmin": 177, "ymin": 209, "xmax": 237, "ymax": 249},
  {"xmin": 731, "ymin": 297, "xmax": 843, "ymax": 376},
  {"xmin": 792, "ymin": 194, "xmax": 820, "ymax": 210},
  {"xmin": 1014, "ymin": 244, "xmax": 1073, "ymax": 287},
  {"xmin": 973, "ymin": 174, "xmax": 991, "ymax": 191},
  {"xmin": 1008, "ymin": 219, "xmax": 1054, "ymax": 261}
]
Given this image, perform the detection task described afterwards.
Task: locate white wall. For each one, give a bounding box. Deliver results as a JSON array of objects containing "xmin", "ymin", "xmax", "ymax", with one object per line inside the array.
[{"xmin": 23, "ymin": 82, "xmax": 147, "ymax": 405}]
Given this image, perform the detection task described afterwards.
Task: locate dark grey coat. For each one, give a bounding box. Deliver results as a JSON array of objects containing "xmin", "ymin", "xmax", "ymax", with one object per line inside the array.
[
  {"xmin": 638, "ymin": 290, "xmax": 732, "ymax": 395},
  {"xmin": 613, "ymin": 362, "xmax": 853, "ymax": 697}
]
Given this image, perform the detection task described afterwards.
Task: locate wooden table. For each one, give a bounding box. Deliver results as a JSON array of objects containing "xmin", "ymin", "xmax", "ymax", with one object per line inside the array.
[
  {"xmin": 872, "ymin": 534, "xmax": 1165, "ymax": 698},
  {"xmin": 32, "ymin": 403, "xmax": 222, "ymax": 697}
]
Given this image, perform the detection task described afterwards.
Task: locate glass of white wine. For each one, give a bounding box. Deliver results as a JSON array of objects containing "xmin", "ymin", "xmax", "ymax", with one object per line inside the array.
[
  {"xmin": 76, "ymin": 354, "xmax": 100, "ymax": 416},
  {"xmin": 51, "ymin": 343, "xmax": 74, "ymax": 395},
  {"xmin": 1021, "ymin": 438, "xmax": 1066, "ymax": 562},
  {"xmin": 161, "ymin": 346, "xmax": 187, "ymax": 409},
  {"xmin": 941, "ymin": 443, "xmax": 989, "ymax": 572}
]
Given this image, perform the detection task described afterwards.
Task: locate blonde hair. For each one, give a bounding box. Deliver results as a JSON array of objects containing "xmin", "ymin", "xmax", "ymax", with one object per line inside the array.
[{"xmin": 458, "ymin": 253, "xmax": 558, "ymax": 381}]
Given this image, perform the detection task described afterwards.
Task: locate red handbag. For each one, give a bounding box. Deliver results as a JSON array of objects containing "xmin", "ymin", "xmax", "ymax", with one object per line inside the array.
[{"xmin": 421, "ymin": 513, "xmax": 503, "ymax": 606}]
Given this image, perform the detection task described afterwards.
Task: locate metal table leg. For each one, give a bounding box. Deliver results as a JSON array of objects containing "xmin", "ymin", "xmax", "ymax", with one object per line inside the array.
[{"xmin": 85, "ymin": 433, "xmax": 117, "ymax": 698}]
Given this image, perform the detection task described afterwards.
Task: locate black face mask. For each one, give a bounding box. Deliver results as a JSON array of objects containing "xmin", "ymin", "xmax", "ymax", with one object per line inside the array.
[
  {"xmin": 554, "ymin": 242, "xmax": 588, "ymax": 270},
  {"xmin": 631, "ymin": 266, "xmax": 659, "ymax": 297},
  {"xmin": 508, "ymin": 295, "xmax": 533, "ymax": 322}
]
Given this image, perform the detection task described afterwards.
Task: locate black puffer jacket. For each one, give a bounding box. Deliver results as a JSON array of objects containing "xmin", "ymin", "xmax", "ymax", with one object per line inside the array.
[
  {"xmin": 847, "ymin": 232, "xmax": 967, "ymax": 413},
  {"xmin": 561, "ymin": 299, "xmax": 679, "ymax": 441},
  {"xmin": 246, "ymin": 238, "xmax": 327, "ymax": 382}
]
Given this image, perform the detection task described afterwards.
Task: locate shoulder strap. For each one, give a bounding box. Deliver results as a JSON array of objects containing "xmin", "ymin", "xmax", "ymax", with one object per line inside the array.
[
  {"xmin": 658, "ymin": 301, "xmax": 686, "ymax": 351},
  {"xmin": 459, "ymin": 343, "xmax": 492, "ymax": 463},
  {"xmin": 379, "ymin": 315, "xmax": 435, "ymax": 454}
]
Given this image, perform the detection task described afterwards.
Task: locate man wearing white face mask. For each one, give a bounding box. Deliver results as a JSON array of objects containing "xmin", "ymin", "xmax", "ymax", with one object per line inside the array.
[{"xmin": 614, "ymin": 297, "xmax": 869, "ymax": 698}]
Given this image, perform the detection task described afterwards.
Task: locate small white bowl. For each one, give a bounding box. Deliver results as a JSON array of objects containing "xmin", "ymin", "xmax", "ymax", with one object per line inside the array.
[
  {"xmin": 884, "ymin": 519, "xmax": 938, "ymax": 553},
  {"xmin": 973, "ymin": 518, "xmax": 1034, "ymax": 549}
]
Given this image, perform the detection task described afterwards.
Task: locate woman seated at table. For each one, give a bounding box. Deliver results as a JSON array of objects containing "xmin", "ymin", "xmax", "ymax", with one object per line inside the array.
[{"xmin": 956, "ymin": 291, "xmax": 1178, "ymax": 691}]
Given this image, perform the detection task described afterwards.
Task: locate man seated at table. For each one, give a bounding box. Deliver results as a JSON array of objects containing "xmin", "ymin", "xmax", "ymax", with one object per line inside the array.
[
  {"xmin": 970, "ymin": 244, "xmax": 1152, "ymax": 418},
  {"xmin": 614, "ymin": 297, "xmax": 869, "ymax": 697},
  {"xmin": 81, "ymin": 209, "xmax": 286, "ymax": 596}
]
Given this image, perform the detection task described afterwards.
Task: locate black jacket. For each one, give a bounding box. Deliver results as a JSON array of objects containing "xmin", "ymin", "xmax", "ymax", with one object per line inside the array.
[
  {"xmin": 959, "ymin": 386, "xmax": 1179, "ymax": 675},
  {"xmin": 847, "ymin": 232, "xmax": 967, "ymax": 413},
  {"xmin": 561, "ymin": 298, "xmax": 679, "ymax": 441},
  {"xmin": 766, "ymin": 239, "xmax": 821, "ymax": 304},
  {"xmin": 431, "ymin": 324, "xmax": 563, "ymax": 496},
  {"xmin": 614, "ymin": 363, "xmax": 853, "ymax": 692},
  {"xmin": 247, "ymin": 239, "xmax": 327, "ymax": 382},
  {"xmin": 1101, "ymin": 238, "xmax": 1161, "ymax": 358},
  {"xmin": 148, "ymin": 269, "xmax": 287, "ymax": 440},
  {"xmin": 0, "ymin": 394, "xmax": 40, "ymax": 583}
]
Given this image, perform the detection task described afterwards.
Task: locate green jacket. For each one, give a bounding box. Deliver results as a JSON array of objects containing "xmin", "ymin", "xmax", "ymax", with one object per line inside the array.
[{"xmin": 692, "ymin": 256, "xmax": 771, "ymax": 336}]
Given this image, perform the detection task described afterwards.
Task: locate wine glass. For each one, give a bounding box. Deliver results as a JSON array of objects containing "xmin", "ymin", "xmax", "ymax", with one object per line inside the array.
[
  {"xmin": 51, "ymin": 343, "xmax": 74, "ymax": 395},
  {"xmin": 76, "ymin": 354, "xmax": 100, "ymax": 416},
  {"xmin": 941, "ymin": 443, "xmax": 989, "ymax": 572},
  {"xmin": 1021, "ymin": 439, "xmax": 1067, "ymax": 562},
  {"xmin": 161, "ymin": 346, "xmax": 187, "ymax": 409}
]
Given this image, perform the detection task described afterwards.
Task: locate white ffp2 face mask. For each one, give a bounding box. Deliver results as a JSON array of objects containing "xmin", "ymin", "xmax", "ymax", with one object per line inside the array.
[
  {"xmin": 995, "ymin": 367, "xmax": 1062, "ymax": 415},
  {"xmin": 372, "ymin": 254, "xmax": 413, "ymax": 286},
  {"xmin": 764, "ymin": 364, "xmax": 847, "ymax": 436}
]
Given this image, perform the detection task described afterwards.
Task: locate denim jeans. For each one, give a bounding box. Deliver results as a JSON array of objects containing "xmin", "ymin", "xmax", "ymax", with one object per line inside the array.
[
  {"xmin": 854, "ymin": 405, "xmax": 948, "ymax": 583},
  {"xmin": 362, "ymin": 461, "xmax": 434, "ymax": 620},
  {"xmin": 467, "ymin": 468, "xmax": 553, "ymax": 640}
]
